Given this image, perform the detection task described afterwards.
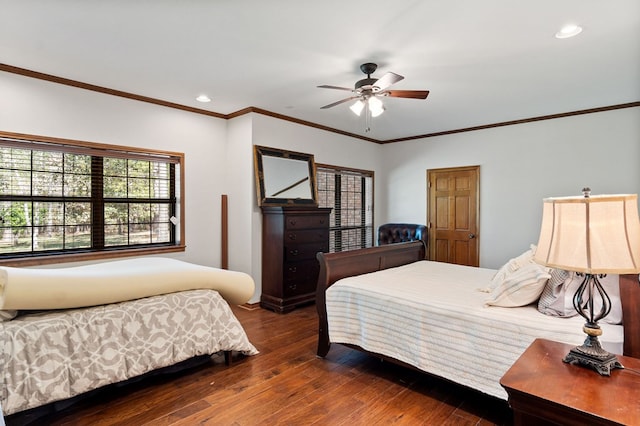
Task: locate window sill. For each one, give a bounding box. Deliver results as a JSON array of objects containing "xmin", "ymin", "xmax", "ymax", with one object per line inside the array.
[{"xmin": 0, "ymin": 245, "xmax": 187, "ymax": 267}]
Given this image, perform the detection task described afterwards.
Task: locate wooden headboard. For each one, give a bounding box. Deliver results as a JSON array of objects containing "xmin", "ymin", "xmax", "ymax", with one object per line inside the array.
[{"xmin": 620, "ymin": 273, "xmax": 640, "ymax": 358}]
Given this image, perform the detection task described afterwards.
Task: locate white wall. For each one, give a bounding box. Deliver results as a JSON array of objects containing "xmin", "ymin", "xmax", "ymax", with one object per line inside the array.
[
  {"xmin": 379, "ymin": 107, "xmax": 640, "ymax": 269},
  {"xmin": 225, "ymin": 114, "xmax": 264, "ymax": 302},
  {"xmin": 0, "ymin": 72, "xmax": 228, "ymax": 268}
]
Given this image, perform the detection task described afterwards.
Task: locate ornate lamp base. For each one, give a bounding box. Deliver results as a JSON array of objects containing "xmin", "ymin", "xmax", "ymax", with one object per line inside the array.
[
  {"xmin": 562, "ymin": 273, "xmax": 624, "ymax": 376},
  {"xmin": 563, "ymin": 335, "xmax": 624, "ymax": 376}
]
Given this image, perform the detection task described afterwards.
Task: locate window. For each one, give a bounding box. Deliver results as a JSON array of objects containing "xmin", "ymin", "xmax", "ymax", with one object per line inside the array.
[
  {"xmin": 316, "ymin": 164, "xmax": 373, "ymax": 252},
  {"xmin": 0, "ymin": 132, "xmax": 184, "ymax": 265}
]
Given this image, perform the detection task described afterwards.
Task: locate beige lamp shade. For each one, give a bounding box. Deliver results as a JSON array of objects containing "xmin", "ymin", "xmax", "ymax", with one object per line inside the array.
[{"xmin": 534, "ymin": 194, "xmax": 640, "ymax": 274}]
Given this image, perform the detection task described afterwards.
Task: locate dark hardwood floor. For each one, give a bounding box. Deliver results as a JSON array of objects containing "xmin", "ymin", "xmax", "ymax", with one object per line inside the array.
[{"xmin": 6, "ymin": 304, "xmax": 513, "ymax": 425}]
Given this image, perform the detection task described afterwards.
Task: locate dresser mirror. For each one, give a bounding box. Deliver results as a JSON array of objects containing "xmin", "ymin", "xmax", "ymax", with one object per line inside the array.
[{"xmin": 253, "ymin": 145, "xmax": 318, "ymax": 206}]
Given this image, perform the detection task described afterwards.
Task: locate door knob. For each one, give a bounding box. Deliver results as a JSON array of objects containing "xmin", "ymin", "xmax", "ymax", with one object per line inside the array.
[{"xmin": 469, "ymin": 233, "xmax": 476, "ymax": 239}]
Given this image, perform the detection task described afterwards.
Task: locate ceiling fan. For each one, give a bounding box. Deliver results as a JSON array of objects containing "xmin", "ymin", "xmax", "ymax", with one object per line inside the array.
[{"xmin": 318, "ymin": 62, "xmax": 429, "ymax": 116}]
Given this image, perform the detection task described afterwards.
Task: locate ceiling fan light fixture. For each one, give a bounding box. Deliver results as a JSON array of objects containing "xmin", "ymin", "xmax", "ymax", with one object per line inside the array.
[
  {"xmin": 350, "ymin": 99, "xmax": 365, "ymax": 116},
  {"xmin": 368, "ymin": 96, "xmax": 385, "ymax": 117},
  {"xmin": 371, "ymin": 106, "xmax": 385, "ymax": 118}
]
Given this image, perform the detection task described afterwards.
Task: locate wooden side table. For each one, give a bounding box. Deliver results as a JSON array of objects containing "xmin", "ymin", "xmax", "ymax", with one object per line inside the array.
[{"xmin": 500, "ymin": 338, "xmax": 640, "ymax": 426}]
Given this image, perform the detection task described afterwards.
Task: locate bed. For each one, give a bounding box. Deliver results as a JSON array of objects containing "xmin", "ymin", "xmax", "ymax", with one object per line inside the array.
[
  {"xmin": 0, "ymin": 257, "xmax": 258, "ymax": 416},
  {"xmin": 315, "ymin": 241, "xmax": 640, "ymax": 400}
]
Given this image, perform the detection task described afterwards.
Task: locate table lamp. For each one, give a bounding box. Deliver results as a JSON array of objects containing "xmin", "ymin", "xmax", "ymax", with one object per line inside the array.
[{"xmin": 534, "ymin": 188, "xmax": 640, "ymax": 375}]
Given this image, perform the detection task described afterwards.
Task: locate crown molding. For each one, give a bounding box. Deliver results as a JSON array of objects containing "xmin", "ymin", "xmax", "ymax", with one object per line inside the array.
[
  {"xmin": 2, "ymin": 64, "xmax": 638, "ymax": 144},
  {"xmin": 226, "ymin": 107, "xmax": 380, "ymax": 143},
  {"xmin": 383, "ymin": 102, "xmax": 640, "ymax": 143},
  {"xmin": 0, "ymin": 63, "xmax": 226, "ymax": 119}
]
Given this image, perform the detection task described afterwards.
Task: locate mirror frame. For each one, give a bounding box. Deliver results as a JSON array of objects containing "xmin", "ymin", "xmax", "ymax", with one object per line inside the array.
[{"xmin": 253, "ymin": 145, "xmax": 319, "ymax": 207}]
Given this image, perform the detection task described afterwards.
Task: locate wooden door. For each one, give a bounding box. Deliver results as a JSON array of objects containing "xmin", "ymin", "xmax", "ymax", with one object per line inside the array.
[{"xmin": 427, "ymin": 166, "xmax": 479, "ymax": 266}]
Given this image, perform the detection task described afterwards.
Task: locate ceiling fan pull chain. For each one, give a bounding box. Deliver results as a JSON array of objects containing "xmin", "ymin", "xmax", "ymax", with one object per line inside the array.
[{"xmin": 365, "ymin": 102, "xmax": 372, "ymax": 133}]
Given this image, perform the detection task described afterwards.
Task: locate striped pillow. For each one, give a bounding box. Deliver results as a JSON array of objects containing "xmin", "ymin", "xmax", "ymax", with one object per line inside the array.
[
  {"xmin": 537, "ymin": 270, "xmax": 622, "ymax": 324},
  {"xmin": 537, "ymin": 268, "xmax": 574, "ymax": 316}
]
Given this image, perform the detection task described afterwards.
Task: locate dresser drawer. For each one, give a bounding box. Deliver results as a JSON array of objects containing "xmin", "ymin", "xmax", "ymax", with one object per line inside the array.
[
  {"xmin": 283, "ymin": 260, "xmax": 319, "ymax": 296},
  {"xmin": 285, "ymin": 214, "xmax": 329, "ymax": 230},
  {"xmin": 284, "ymin": 242, "xmax": 328, "ymax": 261},
  {"xmin": 285, "ymin": 229, "xmax": 329, "ymax": 244},
  {"xmin": 284, "ymin": 259, "xmax": 319, "ymax": 282},
  {"xmin": 283, "ymin": 280, "xmax": 317, "ymax": 297}
]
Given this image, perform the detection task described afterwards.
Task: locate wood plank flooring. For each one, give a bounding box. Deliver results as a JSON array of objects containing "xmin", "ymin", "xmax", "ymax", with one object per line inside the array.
[{"xmin": 6, "ymin": 304, "xmax": 514, "ymax": 425}]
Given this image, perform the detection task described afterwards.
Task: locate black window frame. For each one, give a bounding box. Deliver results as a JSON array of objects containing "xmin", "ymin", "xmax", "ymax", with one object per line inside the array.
[
  {"xmin": 0, "ymin": 131, "xmax": 185, "ymax": 266},
  {"xmin": 316, "ymin": 163, "xmax": 374, "ymax": 252}
]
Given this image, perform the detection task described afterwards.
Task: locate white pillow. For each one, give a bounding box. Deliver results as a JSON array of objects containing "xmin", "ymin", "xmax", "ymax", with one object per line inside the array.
[
  {"xmin": 483, "ymin": 244, "xmax": 538, "ymax": 292},
  {"xmin": 480, "ymin": 259, "xmax": 519, "ymax": 292},
  {"xmin": 512, "ymin": 244, "xmax": 537, "ymax": 268},
  {"xmin": 485, "ymin": 263, "xmax": 550, "ymax": 307},
  {"xmin": 538, "ymin": 271, "xmax": 621, "ymax": 324}
]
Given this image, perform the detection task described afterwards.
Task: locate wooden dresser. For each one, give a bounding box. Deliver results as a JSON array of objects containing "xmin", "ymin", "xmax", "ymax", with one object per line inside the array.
[{"xmin": 260, "ymin": 206, "xmax": 331, "ymax": 313}]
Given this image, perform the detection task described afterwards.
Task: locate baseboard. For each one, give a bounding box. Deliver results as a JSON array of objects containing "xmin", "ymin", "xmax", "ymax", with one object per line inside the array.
[{"xmin": 237, "ymin": 302, "xmax": 261, "ymax": 311}]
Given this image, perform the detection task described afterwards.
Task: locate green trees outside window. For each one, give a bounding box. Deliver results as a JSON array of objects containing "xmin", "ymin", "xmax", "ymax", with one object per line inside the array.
[{"xmin": 0, "ymin": 135, "xmax": 182, "ymax": 260}]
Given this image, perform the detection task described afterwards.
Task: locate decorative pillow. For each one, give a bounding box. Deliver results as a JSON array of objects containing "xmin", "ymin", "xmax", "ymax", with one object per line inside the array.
[
  {"xmin": 0, "ymin": 309, "xmax": 18, "ymax": 321},
  {"xmin": 512, "ymin": 244, "xmax": 537, "ymax": 269},
  {"xmin": 485, "ymin": 263, "xmax": 551, "ymax": 308},
  {"xmin": 538, "ymin": 271, "xmax": 621, "ymax": 324},
  {"xmin": 538, "ymin": 269, "xmax": 575, "ymax": 317},
  {"xmin": 481, "ymin": 244, "xmax": 538, "ymax": 293}
]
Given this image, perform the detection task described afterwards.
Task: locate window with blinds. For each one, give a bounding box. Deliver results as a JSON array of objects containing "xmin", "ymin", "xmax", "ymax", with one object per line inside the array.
[
  {"xmin": 0, "ymin": 133, "xmax": 183, "ymax": 262},
  {"xmin": 316, "ymin": 164, "xmax": 373, "ymax": 252}
]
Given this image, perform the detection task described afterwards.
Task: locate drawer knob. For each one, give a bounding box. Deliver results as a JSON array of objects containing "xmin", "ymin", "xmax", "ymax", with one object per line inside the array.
[
  {"xmin": 288, "ymin": 284, "xmax": 297, "ymax": 291},
  {"xmin": 289, "ymin": 219, "xmax": 297, "ymax": 225},
  {"xmin": 288, "ymin": 233, "xmax": 296, "ymax": 240},
  {"xmin": 290, "ymin": 249, "xmax": 299, "ymax": 256},
  {"xmin": 288, "ymin": 266, "xmax": 297, "ymax": 273}
]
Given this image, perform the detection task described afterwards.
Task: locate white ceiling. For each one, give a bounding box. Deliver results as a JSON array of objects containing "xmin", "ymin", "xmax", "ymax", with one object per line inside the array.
[{"xmin": 2, "ymin": 0, "xmax": 639, "ymax": 141}]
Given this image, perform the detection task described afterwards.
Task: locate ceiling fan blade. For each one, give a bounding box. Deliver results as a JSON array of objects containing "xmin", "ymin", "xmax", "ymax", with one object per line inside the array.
[
  {"xmin": 373, "ymin": 72, "xmax": 404, "ymax": 91},
  {"xmin": 384, "ymin": 90, "xmax": 430, "ymax": 99},
  {"xmin": 320, "ymin": 97, "xmax": 357, "ymax": 109},
  {"xmin": 317, "ymin": 85, "xmax": 354, "ymax": 92}
]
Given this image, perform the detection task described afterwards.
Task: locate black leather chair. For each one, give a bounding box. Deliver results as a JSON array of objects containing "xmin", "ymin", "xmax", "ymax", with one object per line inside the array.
[{"xmin": 377, "ymin": 223, "xmax": 428, "ymax": 248}]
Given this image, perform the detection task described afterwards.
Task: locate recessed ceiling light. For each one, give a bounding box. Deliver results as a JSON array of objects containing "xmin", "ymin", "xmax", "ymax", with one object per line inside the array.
[
  {"xmin": 555, "ymin": 24, "xmax": 583, "ymax": 39},
  {"xmin": 196, "ymin": 94, "xmax": 211, "ymax": 103}
]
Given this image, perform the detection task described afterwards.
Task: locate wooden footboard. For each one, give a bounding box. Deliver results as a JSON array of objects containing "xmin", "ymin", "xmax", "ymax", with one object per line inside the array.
[{"xmin": 315, "ymin": 241, "xmax": 426, "ymax": 357}]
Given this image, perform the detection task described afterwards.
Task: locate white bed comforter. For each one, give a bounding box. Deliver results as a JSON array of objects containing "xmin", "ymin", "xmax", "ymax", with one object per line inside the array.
[{"xmin": 326, "ymin": 260, "xmax": 623, "ymax": 400}]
